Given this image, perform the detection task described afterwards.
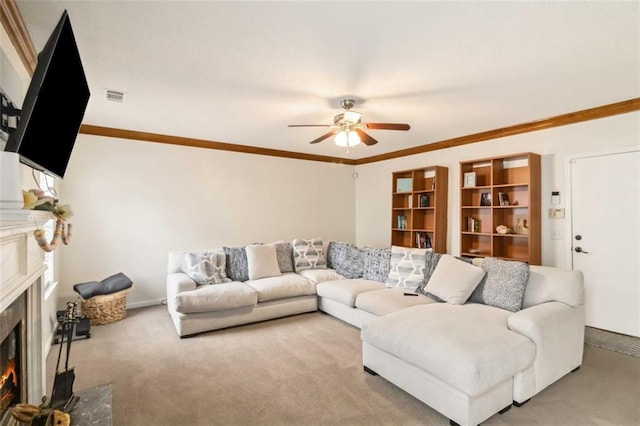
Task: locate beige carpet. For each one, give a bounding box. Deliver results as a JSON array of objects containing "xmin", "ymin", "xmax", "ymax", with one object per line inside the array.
[{"xmin": 47, "ymin": 306, "xmax": 640, "ymax": 426}]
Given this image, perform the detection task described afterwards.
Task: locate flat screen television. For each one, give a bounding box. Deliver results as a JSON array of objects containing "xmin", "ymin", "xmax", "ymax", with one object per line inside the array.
[{"xmin": 4, "ymin": 10, "xmax": 90, "ymax": 179}]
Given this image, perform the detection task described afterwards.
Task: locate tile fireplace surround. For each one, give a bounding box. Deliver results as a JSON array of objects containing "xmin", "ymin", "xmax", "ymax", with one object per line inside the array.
[{"xmin": 0, "ymin": 209, "xmax": 50, "ymax": 424}]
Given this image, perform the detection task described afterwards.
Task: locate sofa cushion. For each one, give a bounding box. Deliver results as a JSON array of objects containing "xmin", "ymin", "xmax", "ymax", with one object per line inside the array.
[
  {"xmin": 469, "ymin": 257, "xmax": 530, "ymax": 312},
  {"xmin": 174, "ymin": 282, "xmax": 257, "ymax": 314},
  {"xmin": 386, "ymin": 246, "xmax": 428, "ymax": 290},
  {"xmin": 361, "ymin": 303, "xmax": 536, "ymax": 396},
  {"xmin": 414, "ymin": 251, "xmax": 443, "ymax": 295},
  {"xmin": 355, "ymin": 287, "xmax": 437, "ymax": 316},
  {"xmin": 298, "ymin": 268, "xmax": 343, "ymax": 284},
  {"xmin": 423, "ymin": 254, "xmax": 485, "ymax": 304},
  {"xmin": 316, "ymin": 279, "xmax": 385, "ymax": 307},
  {"xmin": 292, "ymin": 238, "xmax": 327, "ymax": 272},
  {"xmin": 335, "ymin": 244, "xmax": 364, "ymax": 279},
  {"xmin": 245, "ymin": 244, "xmax": 282, "ymax": 280},
  {"xmin": 362, "ymin": 247, "xmax": 392, "ymax": 283},
  {"xmin": 523, "ymin": 265, "xmax": 584, "ymax": 309},
  {"xmin": 183, "ymin": 251, "xmax": 232, "ymax": 285},
  {"xmin": 244, "ymin": 273, "xmax": 316, "ymax": 302},
  {"xmin": 223, "ymin": 246, "xmax": 250, "ymax": 282}
]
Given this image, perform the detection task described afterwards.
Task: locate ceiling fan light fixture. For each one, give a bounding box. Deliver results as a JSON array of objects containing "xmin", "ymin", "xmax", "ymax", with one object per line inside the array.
[
  {"xmin": 334, "ymin": 130, "xmax": 361, "ymax": 148},
  {"xmin": 343, "ymin": 110, "xmax": 362, "ymax": 124}
]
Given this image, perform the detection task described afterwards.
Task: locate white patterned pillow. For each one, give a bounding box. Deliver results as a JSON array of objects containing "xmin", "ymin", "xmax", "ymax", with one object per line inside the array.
[
  {"xmin": 292, "ymin": 238, "xmax": 327, "ymax": 272},
  {"xmin": 334, "ymin": 245, "xmax": 364, "ymax": 279},
  {"xmin": 184, "ymin": 251, "xmax": 232, "ymax": 285},
  {"xmin": 386, "ymin": 246, "xmax": 428, "ymax": 290}
]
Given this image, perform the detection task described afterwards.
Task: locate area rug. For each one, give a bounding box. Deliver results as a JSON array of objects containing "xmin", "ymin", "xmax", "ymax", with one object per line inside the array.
[{"xmin": 585, "ymin": 326, "xmax": 640, "ymax": 358}]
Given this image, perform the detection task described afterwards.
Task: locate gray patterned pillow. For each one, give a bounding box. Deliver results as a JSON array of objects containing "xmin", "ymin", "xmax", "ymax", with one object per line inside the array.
[
  {"xmin": 292, "ymin": 238, "xmax": 327, "ymax": 272},
  {"xmin": 184, "ymin": 251, "xmax": 232, "ymax": 285},
  {"xmin": 362, "ymin": 247, "xmax": 391, "ymax": 283},
  {"xmin": 326, "ymin": 241, "xmax": 350, "ymax": 269},
  {"xmin": 275, "ymin": 242, "xmax": 294, "ymax": 273},
  {"xmin": 469, "ymin": 257, "xmax": 530, "ymax": 312},
  {"xmin": 335, "ymin": 245, "xmax": 364, "ymax": 279},
  {"xmin": 223, "ymin": 246, "xmax": 249, "ymax": 282}
]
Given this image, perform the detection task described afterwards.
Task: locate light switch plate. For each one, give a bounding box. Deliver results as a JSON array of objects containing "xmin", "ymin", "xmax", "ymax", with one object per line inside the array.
[{"xmin": 548, "ymin": 208, "xmax": 565, "ymax": 219}]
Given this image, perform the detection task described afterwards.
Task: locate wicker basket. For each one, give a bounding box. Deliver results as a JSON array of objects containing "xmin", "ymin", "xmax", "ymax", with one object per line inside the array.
[{"xmin": 82, "ymin": 289, "xmax": 129, "ymax": 325}]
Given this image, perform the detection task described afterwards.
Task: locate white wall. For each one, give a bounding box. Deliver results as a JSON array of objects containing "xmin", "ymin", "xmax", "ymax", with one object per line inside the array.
[
  {"xmin": 57, "ymin": 135, "xmax": 356, "ymax": 306},
  {"xmin": 354, "ymin": 112, "xmax": 640, "ymax": 268}
]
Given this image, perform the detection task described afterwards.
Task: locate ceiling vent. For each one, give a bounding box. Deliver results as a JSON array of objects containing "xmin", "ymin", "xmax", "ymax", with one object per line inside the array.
[{"xmin": 105, "ymin": 89, "xmax": 125, "ymax": 103}]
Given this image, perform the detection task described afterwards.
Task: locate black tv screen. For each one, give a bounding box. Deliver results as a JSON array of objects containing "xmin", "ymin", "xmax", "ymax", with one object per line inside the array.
[{"xmin": 5, "ymin": 10, "xmax": 90, "ymax": 179}]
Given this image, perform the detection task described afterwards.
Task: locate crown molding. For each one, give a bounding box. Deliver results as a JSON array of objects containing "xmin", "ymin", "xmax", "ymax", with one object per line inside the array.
[
  {"xmin": 79, "ymin": 125, "xmax": 357, "ymax": 165},
  {"xmin": 355, "ymin": 98, "xmax": 640, "ymax": 165},
  {"xmin": 0, "ymin": 0, "xmax": 36, "ymax": 75}
]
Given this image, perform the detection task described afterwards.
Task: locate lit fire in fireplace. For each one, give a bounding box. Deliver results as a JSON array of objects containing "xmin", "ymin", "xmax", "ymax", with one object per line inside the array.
[{"xmin": 1, "ymin": 359, "xmax": 18, "ymax": 411}]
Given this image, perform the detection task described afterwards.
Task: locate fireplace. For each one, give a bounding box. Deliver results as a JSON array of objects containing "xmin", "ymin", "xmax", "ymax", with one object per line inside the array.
[
  {"xmin": 0, "ymin": 210, "xmax": 49, "ymax": 425},
  {"xmin": 0, "ymin": 293, "xmax": 27, "ymax": 425}
]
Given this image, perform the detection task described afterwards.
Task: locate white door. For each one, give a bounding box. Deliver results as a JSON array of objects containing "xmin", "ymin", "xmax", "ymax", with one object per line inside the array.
[{"xmin": 569, "ymin": 148, "xmax": 640, "ymax": 337}]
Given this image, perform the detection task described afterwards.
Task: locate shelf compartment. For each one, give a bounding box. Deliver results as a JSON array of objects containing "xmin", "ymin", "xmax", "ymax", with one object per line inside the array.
[
  {"xmin": 413, "ymin": 209, "xmax": 435, "ymax": 231},
  {"xmin": 492, "ymin": 156, "xmax": 531, "ymax": 186},
  {"xmin": 493, "ymin": 236, "xmax": 530, "ymax": 262},
  {"xmin": 492, "ymin": 207, "xmax": 529, "ymax": 235},
  {"xmin": 391, "ymin": 230, "xmax": 412, "ymax": 247},
  {"xmin": 461, "ymin": 187, "xmax": 494, "ymax": 207},
  {"xmin": 461, "ymin": 207, "xmax": 492, "ymax": 234},
  {"xmin": 461, "ymin": 233, "xmax": 492, "ymax": 258},
  {"xmin": 493, "ymin": 185, "xmax": 528, "ymax": 208},
  {"xmin": 461, "ymin": 162, "xmax": 492, "ymax": 187},
  {"xmin": 392, "ymin": 192, "xmax": 412, "ymax": 209},
  {"xmin": 392, "ymin": 210, "xmax": 411, "ymax": 231}
]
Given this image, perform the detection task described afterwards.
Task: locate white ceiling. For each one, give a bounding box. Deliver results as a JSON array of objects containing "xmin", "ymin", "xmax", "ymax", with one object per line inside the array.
[{"xmin": 14, "ymin": 1, "xmax": 640, "ymax": 160}]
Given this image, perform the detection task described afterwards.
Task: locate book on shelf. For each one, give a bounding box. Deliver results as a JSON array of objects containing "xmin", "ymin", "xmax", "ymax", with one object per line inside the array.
[
  {"xmin": 467, "ymin": 217, "xmax": 480, "ymax": 232},
  {"xmin": 397, "ymin": 215, "xmax": 407, "ymax": 229},
  {"xmin": 415, "ymin": 232, "xmax": 432, "ymax": 249}
]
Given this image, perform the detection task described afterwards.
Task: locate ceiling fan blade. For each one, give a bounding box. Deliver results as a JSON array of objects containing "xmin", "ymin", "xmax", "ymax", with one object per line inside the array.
[
  {"xmin": 365, "ymin": 123, "xmax": 410, "ymax": 131},
  {"xmin": 309, "ymin": 130, "xmax": 339, "ymax": 144},
  {"xmin": 356, "ymin": 129, "xmax": 378, "ymax": 146},
  {"xmin": 288, "ymin": 124, "xmax": 333, "ymax": 127}
]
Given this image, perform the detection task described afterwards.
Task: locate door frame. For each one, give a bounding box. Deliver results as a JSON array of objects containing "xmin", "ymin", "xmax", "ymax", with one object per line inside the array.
[{"xmin": 565, "ymin": 144, "xmax": 640, "ymax": 270}]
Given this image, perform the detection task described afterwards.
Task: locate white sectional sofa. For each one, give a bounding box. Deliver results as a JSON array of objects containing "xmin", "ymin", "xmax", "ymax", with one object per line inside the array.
[{"xmin": 166, "ymin": 240, "xmax": 585, "ymax": 426}]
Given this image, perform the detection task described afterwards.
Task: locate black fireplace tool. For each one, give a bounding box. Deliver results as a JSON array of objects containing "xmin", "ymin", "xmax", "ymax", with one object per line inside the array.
[{"xmin": 49, "ymin": 301, "xmax": 80, "ymax": 412}]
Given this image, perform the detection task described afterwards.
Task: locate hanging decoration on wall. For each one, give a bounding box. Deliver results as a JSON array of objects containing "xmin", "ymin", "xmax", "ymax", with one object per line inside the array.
[{"xmin": 22, "ymin": 189, "xmax": 73, "ymax": 252}]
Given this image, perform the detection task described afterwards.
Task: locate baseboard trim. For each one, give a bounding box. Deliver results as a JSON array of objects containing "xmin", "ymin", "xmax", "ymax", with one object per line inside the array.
[{"xmin": 126, "ymin": 298, "xmax": 164, "ymax": 309}]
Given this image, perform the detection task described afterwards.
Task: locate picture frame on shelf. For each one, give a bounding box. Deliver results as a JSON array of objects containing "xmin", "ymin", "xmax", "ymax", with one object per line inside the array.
[
  {"xmin": 515, "ymin": 216, "xmax": 529, "ymax": 235},
  {"xmin": 463, "ymin": 172, "xmax": 476, "ymax": 188},
  {"xmin": 480, "ymin": 192, "xmax": 491, "ymax": 206},
  {"xmin": 419, "ymin": 194, "xmax": 429, "ymax": 207},
  {"xmin": 396, "ymin": 178, "xmax": 413, "ymax": 193},
  {"xmin": 498, "ymin": 192, "xmax": 510, "ymax": 206}
]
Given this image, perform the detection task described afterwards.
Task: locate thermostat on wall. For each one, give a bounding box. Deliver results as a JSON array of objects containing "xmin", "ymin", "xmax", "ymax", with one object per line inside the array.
[{"xmin": 551, "ymin": 191, "xmax": 560, "ymax": 205}]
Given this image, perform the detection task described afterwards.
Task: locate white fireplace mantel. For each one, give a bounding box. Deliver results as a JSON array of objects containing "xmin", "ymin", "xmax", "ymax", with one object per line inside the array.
[{"xmin": 1, "ymin": 208, "xmax": 52, "ymax": 405}]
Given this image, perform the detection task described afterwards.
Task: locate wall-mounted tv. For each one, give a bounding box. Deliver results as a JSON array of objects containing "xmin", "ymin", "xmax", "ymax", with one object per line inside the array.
[{"xmin": 4, "ymin": 10, "xmax": 90, "ymax": 179}]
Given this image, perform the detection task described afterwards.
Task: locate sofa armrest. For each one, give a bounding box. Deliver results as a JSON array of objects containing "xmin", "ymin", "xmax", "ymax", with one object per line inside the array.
[
  {"xmin": 166, "ymin": 272, "xmax": 197, "ymax": 311},
  {"xmin": 508, "ymin": 301, "xmax": 585, "ymax": 401}
]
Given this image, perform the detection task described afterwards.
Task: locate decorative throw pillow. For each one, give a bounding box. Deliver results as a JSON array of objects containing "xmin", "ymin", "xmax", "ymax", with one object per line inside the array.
[
  {"xmin": 362, "ymin": 247, "xmax": 392, "ymax": 283},
  {"xmin": 326, "ymin": 241, "xmax": 350, "ymax": 269},
  {"xmin": 386, "ymin": 246, "xmax": 428, "ymax": 291},
  {"xmin": 334, "ymin": 244, "xmax": 364, "ymax": 279},
  {"xmin": 292, "ymin": 238, "xmax": 327, "ymax": 272},
  {"xmin": 184, "ymin": 251, "xmax": 232, "ymax": 285},
  {"xmin": 245, "ymin": 244, "xmax": 282, "ymax": 280},
  {"xmin": 422, "ymin": 254, "xmax": 485, "ymax": 304},
  {"xmin": 274, "ymin": 242, "xmax": 294, "ymax": 273},
  {"xmin": 414, "ymin": 251, "xmax": 443, "ymax": 295},
  {"xmin": 469, "ymin": 257, "xmax": 530, "ymax": 312},
  {"xmin": 223, "ymin": 246, "xmax": 249, "ymax": 282}
]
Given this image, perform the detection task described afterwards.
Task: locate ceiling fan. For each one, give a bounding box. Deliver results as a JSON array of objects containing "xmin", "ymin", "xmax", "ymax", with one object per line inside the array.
[{"xmin": 288, "ymin": 99, "xmax": 410, "ymax": 150}]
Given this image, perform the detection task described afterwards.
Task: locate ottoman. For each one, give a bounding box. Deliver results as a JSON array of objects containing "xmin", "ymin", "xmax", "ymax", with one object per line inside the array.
[{"xmin": 361, "ymin": 303, "xmax": 536, "ymax": 426}]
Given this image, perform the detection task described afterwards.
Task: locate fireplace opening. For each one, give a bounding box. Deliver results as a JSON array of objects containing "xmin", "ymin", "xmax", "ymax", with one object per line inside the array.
[{"xmin": 0, "ymin": 326, "xmax": 20, "ymax": 416}]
